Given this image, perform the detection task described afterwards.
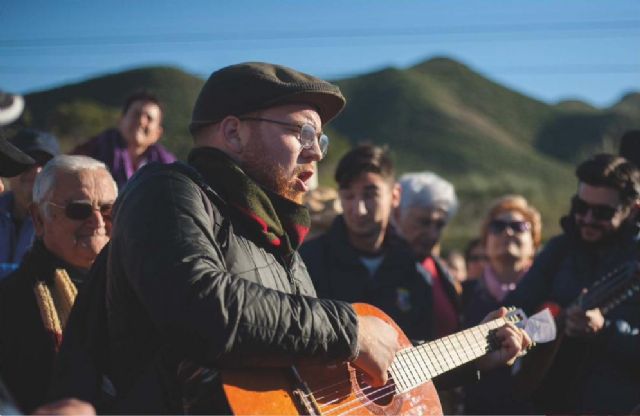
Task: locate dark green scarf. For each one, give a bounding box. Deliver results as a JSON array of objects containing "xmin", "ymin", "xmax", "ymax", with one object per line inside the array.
[{"xmin": 188, "ymin": 147, "xmax": 310, "ymax": 257}]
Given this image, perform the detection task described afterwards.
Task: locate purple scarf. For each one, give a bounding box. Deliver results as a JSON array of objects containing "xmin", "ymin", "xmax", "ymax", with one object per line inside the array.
[{"xmin": 72, "ymin": 128, "xmax": 176, "ymax": 188}]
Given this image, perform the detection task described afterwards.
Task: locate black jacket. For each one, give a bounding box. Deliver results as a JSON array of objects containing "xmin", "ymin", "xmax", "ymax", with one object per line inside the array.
[
  {"xmin": 301, "ymin": 216, "xmax": 478, "ymax": 391},
  {"xmin": 104, "ymin": 158, "xmax": 359, "ymax": 412},
  {"xmin": 505, "ymin": 219, "xmax": 640, "ymax": 414},
  {"xmin": 300, "ymin": 216, "xmax": 434, "ymax": 342},
  {"xmin": 0, "ymin": 242, "xmax": 86, "ymax": 413}
]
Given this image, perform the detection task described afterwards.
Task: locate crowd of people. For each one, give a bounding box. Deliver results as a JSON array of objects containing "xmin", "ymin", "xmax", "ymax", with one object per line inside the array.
[{"xmin": 0, "ymin": 61, "xmax": 638, "ymax": 415}]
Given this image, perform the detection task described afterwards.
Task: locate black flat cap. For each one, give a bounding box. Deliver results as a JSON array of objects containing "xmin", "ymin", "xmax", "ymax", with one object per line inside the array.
[
  {"xmin": 9, "ymin": 129, "xmax": 61, "ymax": 164},
  {"xmin": 189, "ymin": 62, "xmax": 346, "ymax": 135},
  {"xmin": 0, "ymin": 91, "xmax": 34, "ymax": 177},
  {"xmin": 0, "ymin": 139, "xmax": 35, "ymax": 177}
]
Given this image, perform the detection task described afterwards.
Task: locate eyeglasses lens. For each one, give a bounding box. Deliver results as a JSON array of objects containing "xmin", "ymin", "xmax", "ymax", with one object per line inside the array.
[
  {"xmin": 301, "ymin": 124, "xmax": 329, "ymax": 157},
  {"xmin": 65, "ymin": 202, "xmax": 113, "ymax": 221},
  {"xmin": 571, "ymin": 196, "xmax": 616, "ymax": 221},
  {"xmin": 489, "ymin": 220, "xmax": 530, "ymax": 234}
]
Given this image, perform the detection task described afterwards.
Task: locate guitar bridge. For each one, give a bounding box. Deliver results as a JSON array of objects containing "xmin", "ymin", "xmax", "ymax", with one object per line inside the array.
[{"xmin": 289, "ymin": 366, "xmax": 322, "ymax": 415}]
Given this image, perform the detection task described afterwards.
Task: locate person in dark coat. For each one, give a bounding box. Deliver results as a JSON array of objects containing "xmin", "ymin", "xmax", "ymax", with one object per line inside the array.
[
  {"xmin": 505, "ymin": 153, "xmax": 640, "ymax": 414},
  {"xmin": 0, "ymin": 129, "xmax": 60, "ymax": 278},
  {"xmin": 0, "ymin": 155, "xmax": 116, "ymax": 413},
  {"xmin": 463, "ymin": 194, "xmax": 542, "ymax": 415},
  {"xmin": 301, "ymin": 144, "xmax": 435, "ymax": 343},
  {"xmin": 52, "ymin": 63, "xmax": 530, "ymax": 414},
  {"xmin": 392, "ymin": 172, "xmax": 462, "ymax": 338},
  {"xmin": 72, "ymin": 90, "xmax": 175, "ymax": 188}
]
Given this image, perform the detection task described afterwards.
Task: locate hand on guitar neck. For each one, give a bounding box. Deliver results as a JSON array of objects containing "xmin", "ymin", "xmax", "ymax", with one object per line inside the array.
[
  {"xmin": 352, "ymin": 307, "xmax": 533, "ymax": 389},
  {"xmin": 564, "ymin": 304, "xmax": 605, "ymax": 337},
  {"xmin": 475, "ymin": 307, "xmax": 533, "ymax": 370}
]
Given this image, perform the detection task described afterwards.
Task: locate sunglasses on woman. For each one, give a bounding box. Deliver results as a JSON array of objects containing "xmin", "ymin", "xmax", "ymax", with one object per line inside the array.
[
  {"xmin": 488, "ymin": 219, "xmax": 531, "ymax": 234},
  {"xmin": 47, "ymin": 200, "xmax": 113, "ymax": 221},
  {"xmin": 571, "ymin": 195, "xmax": 619, "ymax": 221}
]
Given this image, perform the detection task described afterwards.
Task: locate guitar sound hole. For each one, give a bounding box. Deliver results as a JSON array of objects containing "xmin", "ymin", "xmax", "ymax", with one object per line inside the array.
[{"xmin": 355, "ymin": 371, "xmax": 397, "ymax": 406}]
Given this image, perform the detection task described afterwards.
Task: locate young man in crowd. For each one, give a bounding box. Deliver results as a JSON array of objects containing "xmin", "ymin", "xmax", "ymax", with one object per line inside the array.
[
  {"xmin": 506, "ymin": 153, "xmax": 640, "ymax": 414},
  {"xmin": 301, "ymin": 144, "xmax": 436, "ymax": 342}
]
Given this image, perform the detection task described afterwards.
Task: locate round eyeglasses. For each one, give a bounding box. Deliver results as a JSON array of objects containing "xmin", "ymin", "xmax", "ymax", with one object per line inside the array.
[{"xmin": 239, "ymin": 117, "xmax": 329, "ymax": 158}]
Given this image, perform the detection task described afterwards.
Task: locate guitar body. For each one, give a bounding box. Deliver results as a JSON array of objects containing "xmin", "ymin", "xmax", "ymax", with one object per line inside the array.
[{"xmin": 222, "ymin": 303, "xmax": 442, "ymax": 415}]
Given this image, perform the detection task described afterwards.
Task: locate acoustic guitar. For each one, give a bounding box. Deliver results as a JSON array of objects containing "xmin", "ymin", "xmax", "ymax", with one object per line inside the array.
[
  {"xmin": 513, "ymin": 260, "xmax": 640, "ymax": 400},
  {"xmin": 222, "ymin": 303, "xmax": 554, "ymax": 416}
]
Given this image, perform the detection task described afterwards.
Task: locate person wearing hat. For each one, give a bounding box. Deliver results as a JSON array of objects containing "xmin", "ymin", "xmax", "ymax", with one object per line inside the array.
[
  {"xmin": 0, "ymin": 91, "xmax": 34, "ymax": 194},
  {"xmin": 72, "ymin": 90, "xmax": 175, "ymax": 188},
  {"xmin": 0, "ymin": 130, "xmax": 60, "ymax": 279},
  {"xmin": 52, "ymin": 62, "xmax": 529, "ymax": 413}
]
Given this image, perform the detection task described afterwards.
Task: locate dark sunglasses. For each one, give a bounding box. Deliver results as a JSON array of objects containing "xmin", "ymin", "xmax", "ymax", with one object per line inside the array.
[
  {"xmin": 488, "ymin": 219, "xmax": 531, "ymax": 234},
  {"xmin": 47, "ymin": 200, "xmax": 113, "ymax": 221},
  {"xmin": 571, "ymin": 195, "xmax": 619, "ymax": 221}
]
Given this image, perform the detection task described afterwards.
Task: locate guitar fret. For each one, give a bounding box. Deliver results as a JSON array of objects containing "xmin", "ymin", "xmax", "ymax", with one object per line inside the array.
[
  {"xmin": 404, "ymin": 349, "xmax": 421, "ymax": 387},
  {"xmin": 389, "ymin": 316, "xmax": 516, "ymax": 395},
  {"xmin": 445, "ymin": 335, "xmax": 464, "ymax": 367},
  {"xmin": 408, "ymin": 346, "xmax": 430, "ymax": 383},
  {"xmin": 436, "ymin": 339, "xmax": 453, "ymax": 372},
  {"xmin": 416, "ymin": 345, "xmax": 434, "ymax": 380}
]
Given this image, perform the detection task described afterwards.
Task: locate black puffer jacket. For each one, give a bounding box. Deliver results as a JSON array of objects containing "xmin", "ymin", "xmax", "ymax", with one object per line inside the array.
[
  {"xmin": 505, "ymin": 218, "xmax": 640, "ymax": 415},
  {"xmin": 105, "ymin": 158, "xmax": 359, "ymax": 412},
  {"xmin": 301, "ymin": 216, "xmax": 434, "ymax": 342}
]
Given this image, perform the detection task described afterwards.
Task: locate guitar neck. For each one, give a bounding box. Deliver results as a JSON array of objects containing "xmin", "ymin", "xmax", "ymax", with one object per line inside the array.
[{"xmin": 389, "ymin": 317, "xmax": 508, "ymax": 393}]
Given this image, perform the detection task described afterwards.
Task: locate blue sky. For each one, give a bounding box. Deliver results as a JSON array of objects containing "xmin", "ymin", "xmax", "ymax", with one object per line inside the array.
[{"xmin": 1, "ymin": 0, "xmax": 638, "ymax": 107}]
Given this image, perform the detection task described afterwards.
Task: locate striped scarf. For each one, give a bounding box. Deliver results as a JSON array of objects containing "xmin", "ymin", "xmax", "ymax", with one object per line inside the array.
[
  {"xmin": 188, "ymin": 147, "xmax": 311, "ymax": 257},
  {"xmin": 33, "ymin": 268, "xmax": 78, "ymax": 351}
]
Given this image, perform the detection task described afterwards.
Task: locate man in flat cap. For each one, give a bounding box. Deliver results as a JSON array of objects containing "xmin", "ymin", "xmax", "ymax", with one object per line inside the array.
[
  {"xmin": 0, "ymin": 129, "xmax": 60, "ymax": 278},
  {"xmin": 57, "ymin": 62, "xmax": 529, "ymax": 413}
]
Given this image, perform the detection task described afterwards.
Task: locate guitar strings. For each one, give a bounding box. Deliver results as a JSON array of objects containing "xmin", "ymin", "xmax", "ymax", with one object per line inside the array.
[
  {"xmin": 308, "ymin": 320, "xmax": 501, "ymax": 414},
  {"xmin": 308, "ymin": 328, "xmax": 490, "ymax": 406},
  {"xmin": 312, "ymin": 321, "xmax": 495, "ymax": 407},
  {"xmin": 583, "ymin": 262, "xmax": 636, "ymax": 310},
  {"xmin": 310, "ymin": 317, "xmax": 497, "ymax": 402}
]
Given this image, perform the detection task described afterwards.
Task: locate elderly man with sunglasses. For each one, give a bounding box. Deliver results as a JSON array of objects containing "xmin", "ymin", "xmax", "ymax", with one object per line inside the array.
[
  {"xmin": 505, "ymin": 153, "xmax": 640, "ymax": 415},
  {"xmin": 0, "ymin": 155, "xmax": 116, "ymax": 413}
]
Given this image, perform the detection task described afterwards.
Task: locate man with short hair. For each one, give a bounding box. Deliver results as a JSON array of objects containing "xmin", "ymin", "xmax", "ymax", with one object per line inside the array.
[
  {"xmin": 393, "ymin": 172, "xmax": 462, "ymax": 339},
  {"xmin": 0, "ymin": 155, "xmax": 117, "ymax": 413},
  {"xmin": 72, "ymin": 90, "xmax": 175, "ymax": 187},
  {"xmin": 0, "ymin": 129, "xmax": 60, "ymax": 278},
  {"xmin": 301, "ymin": 144, "xmax": 436, "ymax": 342},
  {"xmin": 58, "ymin": 62, "xmax": 528, "ymax": 414},
  {"xmin": 506, "ymin": 153, "xmax": 640, "ymax": 414}
]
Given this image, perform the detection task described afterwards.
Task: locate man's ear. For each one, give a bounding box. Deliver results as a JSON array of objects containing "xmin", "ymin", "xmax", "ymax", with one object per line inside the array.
[
  {"xmin": 391, "ymin": 182, "xmax": 402, "ymax": 209},
  {"xmin": 220, "ymin": 116, "xmax": 245, "ymax": 155},
  {"xmin": 30, "ymin": 203, "xmax": 45, "ymax": 238}
]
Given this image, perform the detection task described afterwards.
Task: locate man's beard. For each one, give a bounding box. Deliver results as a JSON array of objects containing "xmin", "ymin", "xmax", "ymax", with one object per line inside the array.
[{"xmin": 241, "ymin": 143, "xmax": 305, "ymax": 204}]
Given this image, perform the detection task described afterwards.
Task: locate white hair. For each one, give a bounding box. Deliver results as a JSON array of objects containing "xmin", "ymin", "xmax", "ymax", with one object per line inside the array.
[
  {"xmin": 397, "ymin": 171, "xmax": 458, "ymax": 219},
  {"xmin": 32, "ymin": 155, "xmax": 117, "ymax": 217}
]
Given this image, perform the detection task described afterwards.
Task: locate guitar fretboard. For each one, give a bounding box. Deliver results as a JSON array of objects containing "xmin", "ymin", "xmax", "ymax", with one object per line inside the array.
[{"xmin": 388, "ymin": 317, "xmax": 509, "ymax": 393}]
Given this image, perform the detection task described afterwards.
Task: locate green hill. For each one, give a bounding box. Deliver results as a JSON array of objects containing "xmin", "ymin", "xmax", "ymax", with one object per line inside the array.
[
  {"xmin": 20, "ymin": 58, "xmax": 640, "ymax": 247},
  {"xmin": 24, "ymin": 66, "xmax": 204, "ymax": 157}
]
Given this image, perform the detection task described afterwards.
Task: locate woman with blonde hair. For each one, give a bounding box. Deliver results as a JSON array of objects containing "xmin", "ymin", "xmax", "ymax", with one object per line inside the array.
[{"xmin": 463, "ymin": 194, "xmax": 542, "ymax": 414}]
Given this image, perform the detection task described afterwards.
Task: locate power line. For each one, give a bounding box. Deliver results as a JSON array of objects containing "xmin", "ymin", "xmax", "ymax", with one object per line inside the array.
[{"xmin": 1, "ymin": 20, "xmax": 638, "ymax": 48}]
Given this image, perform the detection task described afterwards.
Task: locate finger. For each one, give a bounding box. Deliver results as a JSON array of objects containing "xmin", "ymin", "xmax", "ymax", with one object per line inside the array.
[{"xmin": 482, "ymin": 307, "xmax": 508, "ymax": 323}]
